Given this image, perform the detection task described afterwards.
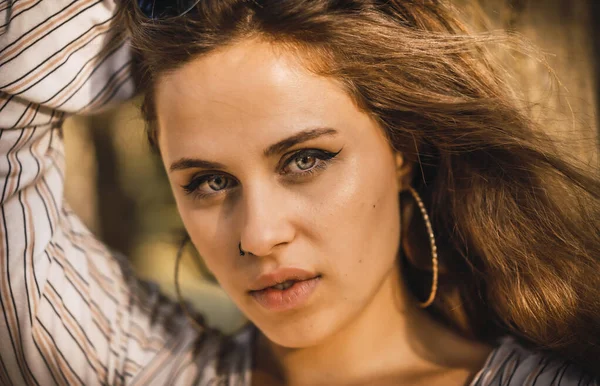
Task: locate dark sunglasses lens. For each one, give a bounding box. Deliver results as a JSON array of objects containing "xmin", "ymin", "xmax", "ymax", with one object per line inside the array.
[{"xmin": 137, "ymin": 0, "xmax": 200, "ymax": 19}]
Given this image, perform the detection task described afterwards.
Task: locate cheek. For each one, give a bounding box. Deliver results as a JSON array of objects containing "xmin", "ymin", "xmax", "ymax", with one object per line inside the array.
[
  {"xmin": 173, "ymin": 196, "xmax": 237, "ymax": 280},
  {"xmin": 318, "ymin": 153, "xmax": 400, "ymax": 285}
]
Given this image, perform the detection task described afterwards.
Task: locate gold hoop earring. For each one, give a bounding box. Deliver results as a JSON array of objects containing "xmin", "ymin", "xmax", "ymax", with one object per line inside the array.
[
  {"xmin": 407, "ymin": 186, "xmax": 439, "ymax": 308},
  {"xmin": 174, "ymin": 235, "xmax": 205, "ymax": 334}
]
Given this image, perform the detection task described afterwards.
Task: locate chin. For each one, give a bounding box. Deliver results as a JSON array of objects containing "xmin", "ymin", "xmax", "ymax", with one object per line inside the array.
[{"xmin": 251, "ymin": 308, "xmax": 343, "ymax": 349}]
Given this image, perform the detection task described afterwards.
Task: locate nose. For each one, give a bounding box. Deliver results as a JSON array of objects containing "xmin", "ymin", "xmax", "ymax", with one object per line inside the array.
[{"xmin": 238, "ymin": 183, "xmax": 295, "ymax": 257}]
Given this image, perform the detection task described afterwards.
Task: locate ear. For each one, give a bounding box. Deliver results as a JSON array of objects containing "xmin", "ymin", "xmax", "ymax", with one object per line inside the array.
[{"xmin": 395, "ymin": 152, "xmax": 415, "ymax": 191}]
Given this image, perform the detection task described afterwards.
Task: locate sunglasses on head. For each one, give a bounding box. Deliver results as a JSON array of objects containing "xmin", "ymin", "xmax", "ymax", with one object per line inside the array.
[{"xmin": 137, "ymin": 0, "xmax": 201, "ymax": 19}]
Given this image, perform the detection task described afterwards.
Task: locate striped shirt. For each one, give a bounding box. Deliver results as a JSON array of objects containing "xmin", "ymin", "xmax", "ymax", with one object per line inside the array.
[{"xmin": 0, "ymin": 1, "xmax": 597, "ymax": 385}]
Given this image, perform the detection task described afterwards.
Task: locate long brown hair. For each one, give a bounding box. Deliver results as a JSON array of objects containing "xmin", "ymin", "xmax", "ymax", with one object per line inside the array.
[{"xmin": 119, "ymin": 0, "xmax": 600, "ymax": 373}]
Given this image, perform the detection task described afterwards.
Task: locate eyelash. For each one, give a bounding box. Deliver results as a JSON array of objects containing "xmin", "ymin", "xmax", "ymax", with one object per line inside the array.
[{"xmin": 181, "ymin": 148, "xmax": 342, "ymax": 200}]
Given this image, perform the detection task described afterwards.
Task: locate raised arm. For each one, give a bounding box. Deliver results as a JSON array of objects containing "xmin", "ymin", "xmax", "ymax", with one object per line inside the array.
[{"xmin": 0, "ymin": 2, "xmax": 243, "ymax": 385}]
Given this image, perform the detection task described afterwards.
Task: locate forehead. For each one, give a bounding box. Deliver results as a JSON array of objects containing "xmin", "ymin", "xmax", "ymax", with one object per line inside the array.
[{"xmin": 153, "ymin": 39, "xmax": 376, "ymax": 155}]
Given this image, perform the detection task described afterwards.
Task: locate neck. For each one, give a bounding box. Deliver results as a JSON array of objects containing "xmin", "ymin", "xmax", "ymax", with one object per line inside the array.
[{"xmin": 254, "ymin": 263, "xmax": 493, "ymax": 386}]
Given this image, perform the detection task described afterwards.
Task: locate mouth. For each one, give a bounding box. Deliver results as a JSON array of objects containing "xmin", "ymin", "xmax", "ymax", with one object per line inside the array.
[
  {"xmin": 249, "ymin": 275, "xmax": 322, "ymax": 292},
  {"xmin": 248, "ymin": 268, "xmax": 322, "ymax": 312},
  {"xmin": 248, "ymin": 267, "xmax": 321, "ymax": 292},
  {"xmin": 249, "ymin": 275, "xmax": 322, "ymax": 312}
]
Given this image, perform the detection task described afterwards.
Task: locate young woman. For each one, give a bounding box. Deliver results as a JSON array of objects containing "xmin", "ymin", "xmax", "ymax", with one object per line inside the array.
[{"xmin": 1, "ymin": 0, "xmax": 599, "ymax": 385}]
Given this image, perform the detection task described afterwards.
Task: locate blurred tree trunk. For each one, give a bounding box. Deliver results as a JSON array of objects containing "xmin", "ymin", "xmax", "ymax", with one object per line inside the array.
[{"xmin": 89, "ymin": 112, "xmax": 136, "ymax": 257}]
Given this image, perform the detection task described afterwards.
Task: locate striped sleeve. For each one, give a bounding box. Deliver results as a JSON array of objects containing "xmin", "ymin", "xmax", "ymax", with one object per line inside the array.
[
  {"xmin": 0, "ymin": 1, "xmax": 250, "ymax": 385},
  {"xmin": 470, "ymin": 337, "xmax": 600, "ymax": 386}
]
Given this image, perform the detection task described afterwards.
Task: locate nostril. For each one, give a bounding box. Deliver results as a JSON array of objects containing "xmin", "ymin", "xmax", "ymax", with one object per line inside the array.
[{"xmin": 239, "ymin": 242, "xmax": 255, "ymax": 257}]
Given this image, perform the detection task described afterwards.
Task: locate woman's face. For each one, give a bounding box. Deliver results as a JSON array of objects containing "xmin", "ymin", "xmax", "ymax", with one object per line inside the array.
[{"xmin": 155, "ymin": 39, "xmax": 404, "ymax": 347}]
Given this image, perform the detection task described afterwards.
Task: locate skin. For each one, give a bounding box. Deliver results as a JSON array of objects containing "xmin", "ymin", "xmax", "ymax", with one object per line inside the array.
[{"xmin": 155, "ymin": 39, "xmax": 492, "ymax": 386}]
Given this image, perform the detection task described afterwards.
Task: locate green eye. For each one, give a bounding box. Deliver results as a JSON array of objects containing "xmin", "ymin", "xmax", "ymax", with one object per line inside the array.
[
  {"xmin": 182, "ymin": 173, "xmax": 236, "ymax": 197},
  {"xmin": 281, "ymin": 148, "xmax": 342, "ymax": 176},
  {"xmin": 294, "ymin": 155, "xmax": 317, "ymax": 171},
  {"xmin": 207, "ymin": 175, "xmax": 229, "ymax": 191}
]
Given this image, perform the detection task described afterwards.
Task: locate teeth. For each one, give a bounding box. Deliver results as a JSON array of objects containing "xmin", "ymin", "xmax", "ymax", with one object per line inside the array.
[{"xmin": 272, "ymin": 280, "xmax": 295, "ymax": 290}]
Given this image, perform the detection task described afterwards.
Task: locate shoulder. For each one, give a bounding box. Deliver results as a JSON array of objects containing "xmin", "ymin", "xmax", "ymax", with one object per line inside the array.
[{"xmin": 471, "ymin": 336, "xmax": 599, "ymax": 386}]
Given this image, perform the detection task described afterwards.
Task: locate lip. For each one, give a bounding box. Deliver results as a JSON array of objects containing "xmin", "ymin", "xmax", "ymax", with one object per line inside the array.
[
  {"xmin": 249, "ymin": 275, "xmax": 321, "ymax": 312},
  {"xmin": 248, "ymin": 267, "xmax": 320, "ymax": 292}
]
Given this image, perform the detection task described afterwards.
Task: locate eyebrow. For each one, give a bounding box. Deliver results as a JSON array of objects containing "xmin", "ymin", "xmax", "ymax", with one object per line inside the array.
[
  {"xmin": 169, "ymin": 158, "xmax": 227, "ymax": 172},
  {"xmin": 169, "ymin": 127, "xmax": 338, "ymax": 172},
  {"xmin": 263, "ymin": 127, "xmax": 338, "ymax": 157}
]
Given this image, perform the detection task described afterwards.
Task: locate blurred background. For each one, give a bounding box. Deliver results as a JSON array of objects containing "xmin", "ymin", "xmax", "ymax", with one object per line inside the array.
[{"xmin": 62, "ymin": 0, "xmax": 599, "ymax": 333}]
